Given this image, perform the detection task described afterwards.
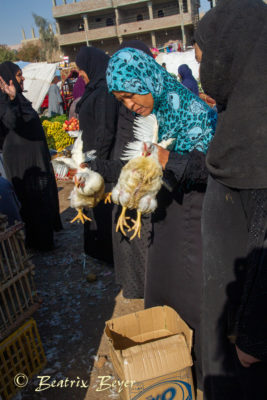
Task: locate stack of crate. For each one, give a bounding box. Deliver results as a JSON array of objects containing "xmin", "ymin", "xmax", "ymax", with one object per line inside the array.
[
  {"xmin": 0, "ymin": 221, "xmax": 41, "ymax": 340},
  {"xmin": 0, "ymin": 220, "xmax": 46, "ymax": 400}
]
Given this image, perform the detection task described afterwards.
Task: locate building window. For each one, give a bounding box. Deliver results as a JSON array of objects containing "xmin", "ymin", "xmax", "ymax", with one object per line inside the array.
[
  {"xmin": 95, "ymin": 17, "xmax": 102, "ymax": 22},
  {"xmin": 158, "ymin": 10, "xmax": 164, "ymax": 18},
  {"xmin": 183, "ymin": 0, "xmax": 188, "ymax": 13},
  {"xmin": 106, "ymin": 18, "xmax": 114, "ymax": 26},
  {"xmin": 78, "ymin": 23, "xmax": 84, "ymax": 31},
  {"xmin": 137, "ymin": 14, "xmax": 143, "ymax": 21}
]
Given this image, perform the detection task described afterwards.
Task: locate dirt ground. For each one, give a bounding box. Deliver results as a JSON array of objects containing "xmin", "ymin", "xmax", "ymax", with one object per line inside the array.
[{"xmin": 18, "ymin": 181, "xmax": 144, "ymax": 400}]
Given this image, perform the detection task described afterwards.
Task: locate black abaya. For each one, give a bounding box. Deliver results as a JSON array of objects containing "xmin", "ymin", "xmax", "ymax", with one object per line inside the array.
[
  {"xmin": 0, "ymin": 62, "xmax": 62, "ymax": 250},
  {"xmin": 195, "ymin": 1, "xmax": 267, "ymax": 398},
  {"xmin": 88, "ymin": 103, "xmax": 151, "ymax": 298},
  {"xmin": 76, "ymin": 47, "xmax": 118, "ymax": 263}
]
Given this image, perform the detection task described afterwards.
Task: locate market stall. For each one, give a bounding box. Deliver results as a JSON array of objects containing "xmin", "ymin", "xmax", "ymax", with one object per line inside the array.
[
  {"xmin": 41, "ymin": 114, "xmax": 80, "ymax": 180},
  {"xmin": 21, "ymin": 62, "xmax": 58, "ymax": 112}
]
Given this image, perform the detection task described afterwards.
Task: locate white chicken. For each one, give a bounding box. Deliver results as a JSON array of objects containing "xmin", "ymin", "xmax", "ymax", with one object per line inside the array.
[
  {"xmin": 53, "ymin": 132, "xmax": 109, "ymax": 224},
  {"xmin": 112, "ymin": 114, "xmax": 174, "ymax": 240}
]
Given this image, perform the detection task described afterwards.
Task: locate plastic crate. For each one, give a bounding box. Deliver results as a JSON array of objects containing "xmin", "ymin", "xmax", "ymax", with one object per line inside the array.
[{"xmin": 0, "ymin": 318, "xmax": 46, "ymax": 400}]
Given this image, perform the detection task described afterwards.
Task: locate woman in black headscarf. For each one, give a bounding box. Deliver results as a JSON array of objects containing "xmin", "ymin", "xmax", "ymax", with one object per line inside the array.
[
  {"xmin": 75, "ymin": 46, "xmax": 119, "ymax": 263},
  {"xmin": 0, "ymin": 61, "xmax": 62, "ymax": 251},
  {"xmin": 195, "ymin": 1, "xmax": 267, "ymax": 399}
]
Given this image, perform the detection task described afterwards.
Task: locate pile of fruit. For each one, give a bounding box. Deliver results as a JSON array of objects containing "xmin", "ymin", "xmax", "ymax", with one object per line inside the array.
[
  {"xmin": 63, "ymin": 117, "xmax": 79, "ymax": 132},
  {"xmin": 42, "ymin": 120, "xmax": 75, "ymax": 152}
]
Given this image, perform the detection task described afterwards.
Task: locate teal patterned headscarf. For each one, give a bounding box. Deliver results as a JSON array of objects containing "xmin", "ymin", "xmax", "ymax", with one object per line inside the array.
[{"xmin": 106, "ymin": 47, "xmax": 217, "ymax": 154}]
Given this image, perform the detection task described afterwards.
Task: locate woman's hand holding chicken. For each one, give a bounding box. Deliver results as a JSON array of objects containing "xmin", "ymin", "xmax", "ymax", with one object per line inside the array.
[{"xmin": 154, "ymin": 145, "xmax": 170, "ymax": 170}]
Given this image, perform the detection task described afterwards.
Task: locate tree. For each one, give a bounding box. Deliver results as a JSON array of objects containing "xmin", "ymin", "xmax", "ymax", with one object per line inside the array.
[
  {"xmin": 17, "ymin": 42, "xmax": 41, "ymax": 62},
  {"xmin": 0, "ymin": 45, "xmax": 17, "ymax": 63},
  {"xmin": 33, "ymin": 14, "xmax": 58, "ymax": 62}
]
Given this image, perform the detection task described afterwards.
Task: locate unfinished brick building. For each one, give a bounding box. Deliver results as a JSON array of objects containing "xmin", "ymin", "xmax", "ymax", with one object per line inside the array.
[{"xmin": 52, "ymin": 0, "xmax": 201, "ymax": 60}]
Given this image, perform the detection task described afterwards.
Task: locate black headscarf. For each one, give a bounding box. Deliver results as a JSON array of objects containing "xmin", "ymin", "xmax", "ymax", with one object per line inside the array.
[
  {"xmin": 195, "ymin": 0, "xmax": 267, "ymax": 188},
  {"xmin": 0, "ymin": 62, "xmax": 21, "ymax": 93},
  {"xmin": 195, "ymin": 0, "xmax": 267, "ymax": 109},
  {"xmin": 119, "ymin": 39, "xmax": 154, "ymax": 58},
  {"xmin": 0, "ymin": 61, "xmax": 35, "ymax": 118},
  {"xmin": 75, "ymin": 46, "xmax": 110, "ymax": 113}
]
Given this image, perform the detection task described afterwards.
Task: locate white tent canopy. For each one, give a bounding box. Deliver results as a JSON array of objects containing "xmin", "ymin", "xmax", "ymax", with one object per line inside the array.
[
  {"xmin": 22, "ymin": 62, "xmax": 57, "ymax": 112},
  {"xmin": 156, "ymin": 49, "xmax": 200, "ymax": 80}
]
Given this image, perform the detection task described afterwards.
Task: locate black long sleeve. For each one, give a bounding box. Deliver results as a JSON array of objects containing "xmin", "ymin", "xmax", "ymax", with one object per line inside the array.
[
  {"xmin": 86, "ymin": 104, "xmax": 134, "ymax": 183},
  {"xmin": 89, "ymin": 158, "xmax": 124, "ymax": 184},
  {"xmin": 163, "ymin": 149, "xmax": 208, "ymax": 190},
  {"xmin": 79, "ymin": 84, "xmax": 119, "ymax": 160},
  {"xmin": 0, "ymin": 95, "xmax": 21, "ymax": 131},
  {"xmin": 90, "ymin": 148, "xmax": 209, "ymax": 187},
  {"xmin": 93, "ymin": 88, "xmax": 119, "ymax": 160}
]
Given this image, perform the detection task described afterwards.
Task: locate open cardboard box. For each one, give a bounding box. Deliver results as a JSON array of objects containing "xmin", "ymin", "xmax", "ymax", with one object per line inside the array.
[{"xmin": 105, "ymin": 306, "xmax": 195, "ymax": 400}]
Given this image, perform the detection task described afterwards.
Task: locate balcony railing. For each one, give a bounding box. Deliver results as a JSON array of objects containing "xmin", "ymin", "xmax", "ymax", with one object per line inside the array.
[
  {"xmin": 118, "ymin": 13, "xmax": 192, "ymax": 36},
  {"xmin": 58, "ymin": 25, "xmax": 117, "ymax": 45},
  {"xmin": 53, "ymin": 0, "xmax": 114, "ymax": 18}
]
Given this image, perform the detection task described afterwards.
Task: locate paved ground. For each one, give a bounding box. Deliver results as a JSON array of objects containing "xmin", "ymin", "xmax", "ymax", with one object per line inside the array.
[
  {"xmin": 18, "ymin": 181, "xmax": 144, "ymax": 400},
  {"xmin": 14, "ymin": 181, "xmax": 202, "ymax": 400}
]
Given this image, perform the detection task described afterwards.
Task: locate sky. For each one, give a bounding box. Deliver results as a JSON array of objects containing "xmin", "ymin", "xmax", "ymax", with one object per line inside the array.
[{"xmin": 0, "ymin": 0, "xmax": 211, "ymax": 46}]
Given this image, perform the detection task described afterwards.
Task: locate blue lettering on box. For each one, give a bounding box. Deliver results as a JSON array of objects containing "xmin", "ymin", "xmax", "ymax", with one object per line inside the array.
[{"xmin": 131, "ymin": 379, "xmax": 193, "ymax": 400}]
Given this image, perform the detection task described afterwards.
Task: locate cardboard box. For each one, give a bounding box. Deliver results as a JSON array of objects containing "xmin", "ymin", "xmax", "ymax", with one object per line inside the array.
[{"xmin": 105, "ymin": 306, "xmax": 195, "ymax": 400}]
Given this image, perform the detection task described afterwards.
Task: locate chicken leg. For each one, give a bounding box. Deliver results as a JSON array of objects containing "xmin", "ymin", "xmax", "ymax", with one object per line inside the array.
[
  {"xmin": 116, "ymin": 206, "xmax": 131, "ymax": 236},
  {"xmin": 103, "ymin": 192, "xmax": 112, "ymax": 204},
  {"xmin": 129, "ymin": 211, "xmax": 142, "ymax": 240},
  {"xmin": 70, "ymin": 208, "xmax": 92, "ymax": 224}
]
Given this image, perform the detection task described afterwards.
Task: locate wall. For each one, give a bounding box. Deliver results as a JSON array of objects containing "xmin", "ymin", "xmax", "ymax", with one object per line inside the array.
[
  {"xmin": 118, "ymin": 13, "xmax": 191, "ymax": 36},
  {"xmin": 58, "ymin": 25, "xmax": 118, "ymax": 45},
  {"xmin": 87, "ymin": 11, "xmax": 116, "ymax": 29},
  {"xmin": 119, "ymin": 32, "xmax": 152, "ymax": 49},
  {"xmin": 53, "ymin": 0, "xmax": 114, "ymax": 18},
  {"xmin": 60, "ymin": 17, "xmax": 83, "ymax": 34},
  {"xmin": 153, "ymin": 1, "xmax": 179, "ymax": 18},
  {"xmin": 155, "ymin": 27, "xmax": 182, "ymax": 48},
  {"xmin": 118, "ymin": 5, "xmax": 149, "ymax": 24}
]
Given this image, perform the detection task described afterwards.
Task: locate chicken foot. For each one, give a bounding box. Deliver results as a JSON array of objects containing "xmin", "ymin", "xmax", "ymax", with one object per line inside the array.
[
  {"xmin": 103, "ymin": 192, "xmax": 112, "ymax": 204},
  {"xmin": 116, "ymin": 206, "xmax": 131, "ymax": 236},
  {"xmin": 70, "ymin": 208, "xmax": 92, "ymax": 224},
  {"xmin": 129, "ymin": 211, "xmax": 142, "ymax": 240}
]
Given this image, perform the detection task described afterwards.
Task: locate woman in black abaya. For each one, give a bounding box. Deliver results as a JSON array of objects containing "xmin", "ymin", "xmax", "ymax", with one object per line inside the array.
[
  {"xmin": 195, "ymin": 1, "xmax": 267, "ymax": 398},
  {"xmin": 0, "ymin": 62, "xmax": 62, "ymax": 251},
  {"xmin": 75, "ymin": 47, "xmax": 119, "ymax": 263}
]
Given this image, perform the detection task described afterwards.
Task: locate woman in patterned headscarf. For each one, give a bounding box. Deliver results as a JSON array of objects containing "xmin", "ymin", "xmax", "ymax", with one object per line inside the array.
[
  {"xmin": 106, "ymin": 47, "xmax": 217, "ymax": 394},
  {"xmin": 107, "ymin": 47, "xmax": 216, "ymax": 154}
]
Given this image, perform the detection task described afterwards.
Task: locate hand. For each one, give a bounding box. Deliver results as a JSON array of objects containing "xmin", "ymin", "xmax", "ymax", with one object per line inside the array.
[
  {"xmin": 235, "ymin": 345, "xmax": 261, "ymax": 368},
  {"xmin": 80, "ymin": 163, "xmax": 88, "ymax": 169},
  {"xmin": 155, "ymin": 145, "xmax": 169, "ymax": 170},
  {"xmin": 67, "ymin": 169, "xmax": 77, "ymax": 180},
  {"xmin": 0, "ymin": 76, "xmax": 16, "ymax": 100}
]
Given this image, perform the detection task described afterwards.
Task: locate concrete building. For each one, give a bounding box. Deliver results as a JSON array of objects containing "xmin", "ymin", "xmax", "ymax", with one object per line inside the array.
[{"xmin": 52, "ymin": 0, "xmax": 200, "ymax": 60}]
